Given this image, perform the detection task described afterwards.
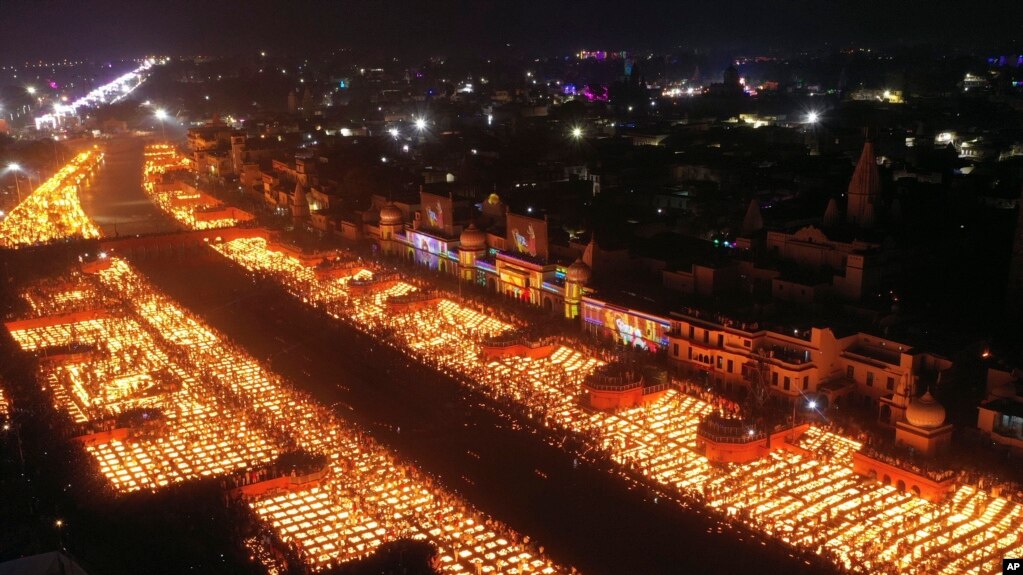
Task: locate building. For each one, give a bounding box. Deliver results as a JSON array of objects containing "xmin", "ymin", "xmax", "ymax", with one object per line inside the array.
[
  {"xmin": 976, "ymin": 367, "xmax": 1023, "ymax": 449},
  {"xmin": 187, "ymin": 123, "xmax": 237, "ymax": 176},
  {"xmin": 664, "ymin": 309, "xmax": 948, "ymax": 411},
  {"xmin": 1007, "ymin": 195, "xmax": 1023, "ymax": 317},
  {"xmin": 846, "ymin": 140, "xmax": 881, "ymax": 227},
  {"xmin": 895, "ymin": 390, "xmax": 953, "ymax": 456},
  {"xmin": 374, "ymin": 189, "xmax": 593, "ymax": 318},
  {"xmin": 731, "ymin": 140, "xmax": 910, "ymax": 304}
]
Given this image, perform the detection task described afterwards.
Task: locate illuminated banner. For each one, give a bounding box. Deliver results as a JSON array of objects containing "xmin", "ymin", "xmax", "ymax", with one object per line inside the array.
[
  {"xmin": 419, "ymin": 191, "xmax": 453, "ymax": 234},
  {"xmin": 604, "ymin": 309, "xmax": 669, "ymax": 352},
  {"xmin": 506, "ymin": 213, "xmax": 548, "ymax": 260},
  {"xmin": 407, "ymin": 230, "xmax": 449, "ymax": 270},
  {"xmin": 583, "ymin": 301, "xmax": 669, "ymax": 353}
]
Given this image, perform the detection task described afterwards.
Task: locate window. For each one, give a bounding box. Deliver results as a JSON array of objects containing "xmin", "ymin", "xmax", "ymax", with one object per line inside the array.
[
  {"xmin": 703, "ymin": 330, "xmax": 709, "ymax": 344},
  {"xmin": 717, "ymin": 334, "xmax": 724, "ymax": 347},
  {"xmin": 866, "ymin": 372, "xmax": 874, "ymax": 387},
  {"xmin": 743, "ymin": 339, "xmax": 752, "ymax": 348},
  {"xmin": 742, "ymin": 365, "xmax": 751, "ymax": 380},
  {"xmin": 783, "ymin": 376, "xmax": 791, "ymax": 391},
  {"xmin": 689, "ymin": 325, "xmax": 695, "ymax": 339},
  {"xmin": 772, "ymin": 372, "xmax": 779, "ymax": 386},
  {"xmin": 687, "ymin": 347, "xmax": 693, "ymax": 360},
  {"xmin": 717, "ymin": 356, "xmax": 723, "ymax": 369},
  {"xmin": 802, "ymin": 376, "xmax": 809, "ymax": 390},
  {"xmin": 886, "ymin": 376, "xmax": 895, "ymax": 391},
  {"xmin": 847, "ymin": 365, "xmax": 855, "ymax": 379},
  {"xmin": 727, "ymin": 359, "xmax": 734, "ymax": 373}
]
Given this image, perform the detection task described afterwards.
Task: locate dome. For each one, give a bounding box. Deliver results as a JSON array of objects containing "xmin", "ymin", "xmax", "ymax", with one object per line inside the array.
[
  {"xmin": 459, "ymin": 224, "xmax": 487, "ymax": 250},
  {"xmin": 379, "ymin": 203, "xmax": 403, "ymax": 225},
  {"xmin": 566, "ymin": 259, "xmax": 592, "ymax": 284},
  {"xmin": 905, "ymin": 391, "xmax": 946, "ymax": 429}
]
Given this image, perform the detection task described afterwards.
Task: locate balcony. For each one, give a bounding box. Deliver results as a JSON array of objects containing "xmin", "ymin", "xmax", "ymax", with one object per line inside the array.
[
  {"xmin": 584, "ymin": 364, "xmax": 644, "ymax": 391},
  {"xmin": 697, "ymin": 415, "xmax": 765, "ymax": 444},
  {"xmin": 993, "ymin": 424, "xmax": 1023, "ymax": 442},
  {"xmin": 842, "ymin": 344, "xmax": 901, "ymax": 368},
  {"xmin": 754, "ymin": 344, "xmax": 812, "ymax": 367}
]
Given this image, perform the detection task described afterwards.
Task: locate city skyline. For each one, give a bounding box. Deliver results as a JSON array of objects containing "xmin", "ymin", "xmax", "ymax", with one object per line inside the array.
[
  {"xmin": 2, "ymin": 0, "xmax": 1023, "ymax": 62},
  {"xmin": 2, "ymin": 5, "xmax": 1023, "ymax": 575}
]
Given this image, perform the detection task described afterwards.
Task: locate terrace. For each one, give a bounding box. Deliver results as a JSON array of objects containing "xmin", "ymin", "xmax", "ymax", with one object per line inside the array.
[
  {"xmin": 0, "ymin": 150, "xmax": 104, "ymax": 247},
  {"xmin": 206, "ymin": 234, "xmax": 1023, "ymax": 575}
]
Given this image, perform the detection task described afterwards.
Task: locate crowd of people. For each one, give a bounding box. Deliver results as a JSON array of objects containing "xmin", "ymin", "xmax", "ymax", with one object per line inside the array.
[
  {"xmin": 203, "ymin": 234, "xmax": 1023, "ymax": 575},
  {"xmin": 0, "ymin": 150, "xmax": 103, "ymax": 248},
  {"xmin": 6, "ymin": 256, "xmax": 574, "ymax": 574}
]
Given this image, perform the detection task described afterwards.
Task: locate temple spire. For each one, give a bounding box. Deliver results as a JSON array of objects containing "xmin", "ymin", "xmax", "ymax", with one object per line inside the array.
[
  {"xmin": 823, "ymin": 197, "xmax": 840, "ymax": 227},
  {"xmin": 741, "ymin": 199, "xmax": 764, "ymax": 235},
  {"xmin": 846, "ymin": 139, "xmax": 881, "ymax": 227}
]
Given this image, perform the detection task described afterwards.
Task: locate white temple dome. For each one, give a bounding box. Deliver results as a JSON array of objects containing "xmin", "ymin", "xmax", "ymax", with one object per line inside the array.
[
  {"xmin": 379, "ymin": 203, "xmax": 403, "ymax": 225},
  {"xmin": 459, "ymin": 224, "xmax": 487, "ymax": 250},
  {"xmin": 905, "ymin": 391, "xmax": 946, "ymax": 429},
  {"xmin": 566, "ymin": 259, "xmax": 592, "ymax": 284}
]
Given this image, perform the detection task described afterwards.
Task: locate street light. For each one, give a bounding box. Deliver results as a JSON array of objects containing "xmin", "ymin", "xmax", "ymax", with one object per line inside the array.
[
  {"xmin": 414, "ymin": 117, "xmax": 427, "ymax": 132},
  {"xmin": 154, "ymin": 108, "xmax": 168, "ymax": 139},
  {"xmin": 388, "ymin": 127, "xmax": 400, "ymax": 139},
  {"xmin": 6, "ymin": 163, "xmax": 23, "ymax": 203},
  {"xmin": 571, "ymin": 126, "xmax": 584, "ymax": 140},
  {"xmin": 791, "ymin": 397, "xmax": 818, "ymax": 441},
  {"xmin": 26, "ymin": 86, "xmax": 36, "ymax": 95},
  {"xmin": 55, "ymin": 519, "xmax": 64, "ymax": 549},
  {"xmin": 806, "ymin": 111, "xmax": 819, "ymax": 124}
]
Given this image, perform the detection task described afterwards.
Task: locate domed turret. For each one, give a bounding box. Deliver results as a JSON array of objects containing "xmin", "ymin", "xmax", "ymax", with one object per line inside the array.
[
  {"xmin": 459, "ymin": 224, "xmax": 487, "ymax": 251},
  {"xmin": 379, "ymin": 203, "xmax": 403, "ymax": 225},
  {"xmin": 566, "ymin": 259, "xmax": 592, "ymax": 284},
  {"xmin": 905, "ymin": 391, "xmax": 946, "ymax": 429}
]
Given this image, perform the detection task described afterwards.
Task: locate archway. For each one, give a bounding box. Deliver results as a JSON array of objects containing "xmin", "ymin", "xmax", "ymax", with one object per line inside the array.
[
  {"xmin": 882, "ymin": 475, "xmax": 891, "ymax": 485},
  {"xmin": 911, "ymin": 485, "xmax": 921, "ymax": 497},
  {"xmin": 897, "ymin": 480, "xmax": 906, "ymax": 492}
]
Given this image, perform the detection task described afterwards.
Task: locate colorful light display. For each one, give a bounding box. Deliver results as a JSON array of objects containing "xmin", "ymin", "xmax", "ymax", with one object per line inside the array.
[
  {"xmin": 419, "ymin": 191, "xmax": 453, "ymax": 233},
  {"xmin": 142, "ymin": 144, "xmax": 244, "ymax": 230},
  {"xmin": 6, "ymin": 257, "xmax": 570, "ymax": 574},
  {"xmin": 506, "ymin": 213, "xmax": 548, "ymax": 260},
  {"xmin": 211, "ymin": 235, "xmax": 1023, "ymax": 575}
]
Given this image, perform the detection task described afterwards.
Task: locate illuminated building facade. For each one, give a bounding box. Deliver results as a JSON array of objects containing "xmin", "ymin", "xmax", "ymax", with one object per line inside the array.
[
  {"xmin": 665, "ymin": 312, "xmax": 951, "ymax": 411},
  {"xmin": 374, "ymin": 190, "xmax": 593, "ymax": 318}
]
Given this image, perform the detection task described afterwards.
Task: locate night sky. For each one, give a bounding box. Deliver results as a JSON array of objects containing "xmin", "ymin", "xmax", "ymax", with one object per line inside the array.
[{"xmin": 1, "ymin": 0, "xmax": 1022, "ymax": 62}]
